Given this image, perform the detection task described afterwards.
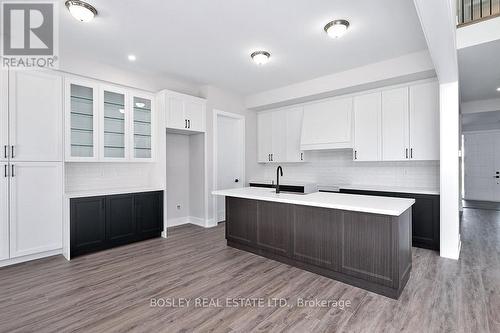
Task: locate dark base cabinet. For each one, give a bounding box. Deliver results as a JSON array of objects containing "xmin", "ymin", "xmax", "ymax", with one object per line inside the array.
[
  {"xmin": 338, "ymin": 189, "xmax": 440, "ymax": 251},
  {"xmin": 71, "ymin": 191, "xmax": 163, "ymax": 258},
  {"xmin": 225, "ymin": 197, "xmax": 412, "ymax": 299}
]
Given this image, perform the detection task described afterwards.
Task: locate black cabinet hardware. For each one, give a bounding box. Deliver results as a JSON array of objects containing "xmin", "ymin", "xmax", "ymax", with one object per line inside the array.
[
  {"xmin": 354, "ymin": 150, "xmax": 357, "ymax": 160},
  {"xmin": 495, "ymin": 175, "xmax": 499, "ymax": 179},
  {"xmin": 234, "ymin": 178, "xmax": 239, "ymax": 183},
  {"xmin": 188, "ymin": 119, "xmax": 191, "ymax": 128},
  {"xmin": 4, "ymin": 165, "xmax": 7, "ymax": 178},
  {"xmin": 405, "ymin": 148, "xmax": 408, "ymax": 159},
  {"xmin": 300, "ymin": 152, "xmax": 303, "ymax": 161},
  {"xmin": 3, "ymin": 145, "xmax": 7, "ymax": 159},
  {"xmin": 11, "ymin": 164, "xmax": 14, "ymax": 177},
  {"xmin": 184, "ymin": 119, "xmax": 187, "ymax": 128},
  {"xmin": 410, "ymin": 148, "xmax": 413, "ymax": 159},
  {"xmin": 11, "ymin": 145, "xmax": 14, "ymax": 159}
]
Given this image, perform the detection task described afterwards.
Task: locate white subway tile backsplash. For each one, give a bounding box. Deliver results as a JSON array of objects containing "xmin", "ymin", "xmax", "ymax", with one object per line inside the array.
[{"xmin": 252, "ymin": 150, "xmax": 439, "ymax": 189}]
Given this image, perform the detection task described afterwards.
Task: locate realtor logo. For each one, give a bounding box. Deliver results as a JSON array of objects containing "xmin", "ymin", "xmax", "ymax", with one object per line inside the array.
[{"xmin": 1, "ymin": 1, "xmax": 59, "ymax": 68}]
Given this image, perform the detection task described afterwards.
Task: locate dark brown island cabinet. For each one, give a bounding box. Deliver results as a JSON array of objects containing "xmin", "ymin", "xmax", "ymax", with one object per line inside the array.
[{"xmin": 225, "ymin": 197, "xmax": 412, "ymax": 299}]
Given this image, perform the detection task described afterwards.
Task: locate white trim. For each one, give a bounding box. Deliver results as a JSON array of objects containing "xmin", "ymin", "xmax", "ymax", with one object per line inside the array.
[
  {"xmin": 212, "ymin": 110, "xmax": 246, "ymax": 225},
  {"xmin": 167, "ymin": 216, "xmax": 207, "ymax": 228},
  {"xmin": 0, "ymin": 249, "xmax": 61, "ymax": 268}
]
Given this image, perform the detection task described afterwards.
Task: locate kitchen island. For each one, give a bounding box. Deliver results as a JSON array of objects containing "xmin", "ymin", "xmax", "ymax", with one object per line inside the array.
[{"xmin": 212, "ymin": 187, "xmax": 415, "ymax": 299}]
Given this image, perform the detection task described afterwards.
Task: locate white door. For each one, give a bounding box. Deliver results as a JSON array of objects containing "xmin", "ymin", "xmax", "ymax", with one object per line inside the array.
[
  {"xmin": 9, "ymin": 162, "xmax": 62, "ymax": 258},
  {"xmin": 286, "ymin": 107, "xmax": 305, "ymax": 162},
  {"xmin": 166, "ymin": 95, "xmax": 186, "ymax": 130},
  {"xmin": 464, "ymin": 132, "xmax": 497, "ymax": 201},
  {"xmin": 257, "ymin": 112, "xmax": 273, "ymax": 162},
  {"xmin": 353, "ymin": 93, "xmax": 381, "ymax": 161},
  {"xmin": 0, "ymin": 69, "xmax": 8, "ymax": 162},
  {"xmin": 409, "ymin": 81, "xmax": 439, "ymax": 160},
  {"xmin": 216, "ymin": 113, "xmax": 244, "ymax": 222},
  {"xmin": 271, "ymin": 110, "xmax": 286, "ymax": 162},
  {"xmin": 0, "ymin": 162, "xmax": 8, "ymax": 260},
  {"xmin": 185, "ymin": 99, "xmax": 205, "ymax": 132},
  {"xmin": 382, "ymin": 87, "xmax": 410, "ymax": 161},
  {"xmin": 9, "ymin": 71, "xmax": 63, "ymax": 162}
]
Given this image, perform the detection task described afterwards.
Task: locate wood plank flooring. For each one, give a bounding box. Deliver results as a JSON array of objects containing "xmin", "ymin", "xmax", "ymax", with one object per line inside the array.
[{"xmin": 0, "ymin": 206, "xmax": 499, "ymax": 332}]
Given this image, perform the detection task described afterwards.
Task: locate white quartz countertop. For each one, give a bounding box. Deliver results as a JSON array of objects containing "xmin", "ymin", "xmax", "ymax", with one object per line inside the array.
[
  {"xmin": 212, "ymin": 187, "xmax": 415, "ymax": 216},
  {"xmin": 65, "ymin": 187, "xmax": 165, "ymax": 198},
  {"xmin": 319, "ymin": 184, "xmax": 440, "ymax": 195}
]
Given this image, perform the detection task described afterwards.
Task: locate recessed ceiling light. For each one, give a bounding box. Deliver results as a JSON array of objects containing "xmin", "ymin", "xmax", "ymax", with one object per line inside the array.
[
  {"xmin": 497, "ymin": 87, "xmax": 500, "ymax": 92},
  {"xmin": 65, "ymin": 0, "xmax": 97, "ymax": 22},
  {"xmin": 128, "ymin": 54, "xmax": 136, "ymax": 62},
  {"xmin": 251, "ymin": 51, "xmax": 271, "ymax": 65},
  {"xmin": 324, "ymin": 19, "xmax": 350, "ymax": 39},
  {"xmin": 135, "ymin": 102, "xmax": 146, "ymax": 108}
]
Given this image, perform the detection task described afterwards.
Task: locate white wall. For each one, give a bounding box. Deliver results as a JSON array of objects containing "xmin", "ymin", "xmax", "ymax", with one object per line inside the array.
[
  {"xmin": 166, "ymin": 133, "xmax": 191, "ymax": 222},
  {"xmin": 251, "ymin": 150, "xmax": 439, "ymax": 189},
  {"xmin": 200, "ymin": 85, "xmax": 263, "ymax": 223}
]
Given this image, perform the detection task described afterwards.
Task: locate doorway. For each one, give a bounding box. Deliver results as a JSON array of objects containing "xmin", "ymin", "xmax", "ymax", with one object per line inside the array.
[
  {"xmin": 463, "ymin": 130, "xmax": 500, "ymax": 202},
  {"xmin": 213, "ymin": 110, "xmax": 245, "ymax": 224}
]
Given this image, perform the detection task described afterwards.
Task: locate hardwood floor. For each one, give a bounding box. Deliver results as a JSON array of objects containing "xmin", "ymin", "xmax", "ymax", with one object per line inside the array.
[{"xmin": 1, "ymin": 207, "xmax": 499, "ymax": 333}]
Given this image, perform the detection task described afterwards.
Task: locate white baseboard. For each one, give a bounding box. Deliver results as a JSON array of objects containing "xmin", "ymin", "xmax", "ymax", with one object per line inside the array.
[
  {"xmin": 0, "ymin": 249, "xmax": 62, "ymax": 268},
  {"xmin": 167, "ymin": 216, "xmax": 209, "ymax": 228}
]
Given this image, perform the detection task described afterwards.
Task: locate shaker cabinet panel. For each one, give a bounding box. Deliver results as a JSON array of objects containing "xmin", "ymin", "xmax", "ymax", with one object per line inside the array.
[
  {"xmin": 164, "ymin": 92, "xmax": 206, "ymax": 132},
  {"xmin": 70, "ymin": 196, "xmax": 106, "ymax": 257},
  {"xmin": 106, "ymin": 194, "xmax": 136, "ymax": 246},
  {"xmin": 382, "ymin": 88, "xmax": 410, "ymax": 161},
  {"xmin": 9, "ymin": 71, "xmax": 63, "ymax": 162},
  {"xmin": 9, "ymin": 162, "xmax": 63, "ymax": 258},
  {"xmin": 286, "ymin": 107, "xmax": 305, "ymax": 162},
  {"xmin": 409, "ymin": 81, "xmax": 440, "ymax": 161},
  {"xmin": 257, "ymin": 112, "xmax": 273, "ymax": 162},
  {"xmin": 353, "ymin": 93, "xmax": 381, "ymax": 161},
  {"xmin": 0, "ymin": 70, "xmax": 8, "ymax": 162},
  {"xmin": 0, "ymin": 166, "xmax": 8, "ymax": 260}
]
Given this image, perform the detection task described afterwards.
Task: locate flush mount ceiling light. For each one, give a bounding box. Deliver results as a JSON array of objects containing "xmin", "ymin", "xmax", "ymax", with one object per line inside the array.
[
  {"xmin": 128, "ymin": 54, "xmax": 136, "ymax": 61},
  {"xmin": 65, "ymin": 0, "xmax": 97, "ymax": 22},
  {"xmin": 324, "ymin": 19, "xmax": 350, "ymax": 39},
  {"xmin": 251, "ymin": 51, "xmax": 271, "ymax": 65}
]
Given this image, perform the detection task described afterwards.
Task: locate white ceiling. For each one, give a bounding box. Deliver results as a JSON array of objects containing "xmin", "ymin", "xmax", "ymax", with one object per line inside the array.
[
  {"xmin": 459, "ymin": 39, "xmax": 500, "ymax": 102},
  {"xmin": 59, "ymin": 0, "xmax": 428, "ymax": 95}
]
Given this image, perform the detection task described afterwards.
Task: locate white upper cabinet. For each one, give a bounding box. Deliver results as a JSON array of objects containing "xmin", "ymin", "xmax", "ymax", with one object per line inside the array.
[
  {"xmin": 184, "ymin": 99, "xmax": 205, "ymax": 132},
  {"xmin": 382, "ymin": 87, "xmax": 410, "ymax": 161},
  {"xmin": 257, "ymin": 111, "xmax": 273, "ymax": 162},
  {"xmin": 0, "ymin": 70, "xmax": 7, "ymax": 162},
  {"xmin": 65, "ymin": 78, "xmax": 99, "ymax": 161},
  {"xmin": 131, "ymin": 92, "xmax": 155, "ymax": 161},
  {"xmin": 163, "ymin": 91, "xmax": 206, "ymax": 132},
  {"xmin": 353, "ymin": 93, "xmax": 381, "ymax": 161},
  {"xmin": 286, "ymin": 107, "xmax": 305, "ymax": 162},
  {"xmin": 409, "ymin": 81, "xmax": 440, "ymax": 160},
  {"xmin": 100, "ymin": 86, "xmax": 129, "ymax": 161},
  {"xmin": 257, "ymin": 107, "xmax": 304, "ymax": 163},
  {"xmin": 300, "ymin": 97, "xmax": 353, "ymax": 151},
  {"xmin": 9, "ymin": 71, "xmax": 62, "ymax": 162}
]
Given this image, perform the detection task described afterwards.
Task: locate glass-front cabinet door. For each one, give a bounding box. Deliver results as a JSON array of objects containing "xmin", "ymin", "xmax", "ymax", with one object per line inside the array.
[
  {"xmin": 131, "ymin": 93, "xmax": 154, "ymax": 160},
  {"xmin": 100, "ymin": 87, "xmax": 128, "ymax": 160},
  {"xmin": 65, "ymin": 79, "xmax": 99, "ymax": 161}
]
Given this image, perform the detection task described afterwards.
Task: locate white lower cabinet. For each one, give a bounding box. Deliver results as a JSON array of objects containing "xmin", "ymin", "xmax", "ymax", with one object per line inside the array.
[
  {"xmin": 0, "ymin": 167, "xmax": 8, "ymax": 261},
  {"xmin": 9, "ymin": 162, "xmax": 62, "ymax": 258},
  {"xmin": 353, "ymin": 93, "xmax": 381, "ymax": 161}
]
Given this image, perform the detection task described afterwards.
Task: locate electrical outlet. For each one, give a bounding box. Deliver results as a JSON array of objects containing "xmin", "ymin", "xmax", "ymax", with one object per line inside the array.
[{"xmin": 176, "ymin": 204, "xmax": 181, "ymax": 210}]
